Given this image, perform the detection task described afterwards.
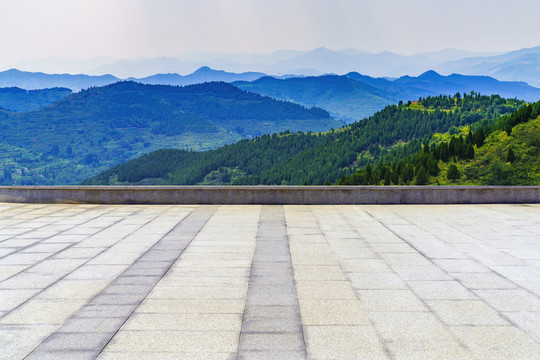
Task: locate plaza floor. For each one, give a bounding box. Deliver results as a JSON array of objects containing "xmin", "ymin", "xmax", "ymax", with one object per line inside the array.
[{"xmin": 0, "ymin": 203, "xmax": 539, "ymax": 359}]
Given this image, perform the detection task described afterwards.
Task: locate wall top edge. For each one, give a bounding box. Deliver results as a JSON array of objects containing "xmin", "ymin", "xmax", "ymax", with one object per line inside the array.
[{"xmin": 0, "ymin": 186, "xmax": 539, "ymax": 191}]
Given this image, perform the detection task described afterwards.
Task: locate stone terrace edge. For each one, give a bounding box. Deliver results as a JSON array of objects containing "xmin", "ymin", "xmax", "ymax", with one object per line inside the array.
[{"xmin": 0, "ymin": 186, "xmax": 539, "ymax": 204}]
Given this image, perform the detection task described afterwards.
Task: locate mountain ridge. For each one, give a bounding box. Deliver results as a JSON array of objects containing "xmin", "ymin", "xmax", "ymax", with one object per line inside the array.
[
  {"xmin": 235, "ymin": 70, "xmax": 540, "ymax": 122},
  {"xmin": 0, "ymin": 87, "xmax": 72, "ymax": 112},
  {"xmin": 436, "ymin": 45, "xmax": 540, "ymax": 87},
  {"xmin": 0, "ymin": 67, "xmax": 269, "ymax": 91}
]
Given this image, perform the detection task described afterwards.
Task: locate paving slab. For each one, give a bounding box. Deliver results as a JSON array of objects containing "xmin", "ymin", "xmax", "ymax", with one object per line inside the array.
[
  {"xmin": 0, "ymin": 203, "xmax": 539, "ymax": 359},
  {"xmin": 23, "ymin": 205, "xmax": 217, "ymax": 359},
  {"xmin": 236, "ymin": 205, "xmax": 306, "ymax": 359}
]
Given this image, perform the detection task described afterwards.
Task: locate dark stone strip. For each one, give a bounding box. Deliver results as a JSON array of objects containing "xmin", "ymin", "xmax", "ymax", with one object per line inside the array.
[
  {"xmin": 236, "ymin": 205, "xmax": 307, "ymax": 360},
  {"xmin": 25, "ymin": 206, "xmax": 218, "ymax": 360}
]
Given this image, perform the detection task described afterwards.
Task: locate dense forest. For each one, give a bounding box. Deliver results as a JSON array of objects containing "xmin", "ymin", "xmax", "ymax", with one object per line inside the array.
[
  {"xmin": 0, "ymin": 81, "xmax": 338, "ymax": 185},
  {"xmin": 337, "ymin": 98, "xmax": 540, "ymax": 185},
  {"xmin": 84, "ymin": 92, "xmax": 526, "ymax": 186}
]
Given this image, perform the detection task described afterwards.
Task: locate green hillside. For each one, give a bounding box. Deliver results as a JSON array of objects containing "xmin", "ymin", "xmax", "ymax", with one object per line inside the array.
[
  {"xmin": 84, "ymin": 92, "xmax": 525, "ymax": 186},
  {"xmin": 0, "ymin": 81, "xmax": 338, "ymax": 185},
  {"xmin": 337, "ymin": 99, "xmax": 540, "ymax": 185}
]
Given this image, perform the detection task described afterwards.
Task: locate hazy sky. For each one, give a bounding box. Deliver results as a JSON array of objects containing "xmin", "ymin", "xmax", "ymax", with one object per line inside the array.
[{"xmin": 2, "ymin": 0, "xmax": 540, "ymax": 65}]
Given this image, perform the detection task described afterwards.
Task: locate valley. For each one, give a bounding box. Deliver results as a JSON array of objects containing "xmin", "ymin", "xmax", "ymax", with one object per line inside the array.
[
  {"xmin": 84, "ymin": 93, "xmax": 528, "ymax": 186},
  {"xmin": 0, "ymin": 81, "xmax": 337, "ymax": 185},
  {"xmin": 1, "ymin": 62, "xmax": 539, "ymax": 187}
]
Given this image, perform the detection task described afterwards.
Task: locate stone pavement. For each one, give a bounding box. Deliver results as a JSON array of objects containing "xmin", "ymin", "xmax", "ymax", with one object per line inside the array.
[{"xmin": 0, "ymin": 203, "xmax": 539, "ymax": 359}]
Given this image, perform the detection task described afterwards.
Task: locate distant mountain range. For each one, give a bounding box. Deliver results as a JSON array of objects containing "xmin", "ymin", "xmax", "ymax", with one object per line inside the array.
[
  {"xmin": 0, "ymin": 69, "xmax": 119, "ymax": 92},
  {"xmin": 78, "ymin": 48, "xmax": 505, "ymax": 79},
  {"xmin": 436, "ymin": 45, "xmax": 540, "ymax": 87},
  {"xmin": 2, "ymin": 67, "xmax": 540, "ymax": 120},
  {"xmin": 0, "ymin": 67, "xmax": 269, "ymax": 92},
  {"xmin": 130, "ymin": 66, "xmax": 266, "ymax": 86},
  {"xmin": 235, "ymin": 71, "xmax": 540, "ymax": 122},
  {"xmin": 7, "ymin": 46, "xmax": 540, "ymax": 86},
  {"xmin": 8, "ymin": 48, "xmax": 499, "ymax": 79}
]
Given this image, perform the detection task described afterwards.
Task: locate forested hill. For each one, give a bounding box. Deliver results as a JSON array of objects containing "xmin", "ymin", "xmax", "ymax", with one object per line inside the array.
[
  {"xmin": 0, "ymin": 81, "xmax": 338, "ymax": 185},
  {"xmin": 28, "ymin": 81, "xmax": 337, "ymax": 136},
  {"xmin": 84, "ymin": 92, "xmax": 524, "ymax": 186},
  {"xmin": 235, "ymin": 75, "xmax": 395, "ymax": 122},
  {"xmin": 0, "ymin": 87, "xmax": 72, "ymax": 111},
  {"xmin": 337, "ymin": 99, "xmax": 540, "ymax": 185}
]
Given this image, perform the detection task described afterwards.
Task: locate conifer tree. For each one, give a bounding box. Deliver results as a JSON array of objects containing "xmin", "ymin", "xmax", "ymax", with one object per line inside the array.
[
  {"xmin": 415, "ymin": 165, "xmax": 428, "ymax": 185},
  {"xmin": 384, "ymin": 171, "xmax": 392, "ymax": 185},
  {"xmin": 447, "ymin": 164, "xmax": 461, "ymax": 181},
  {"xmin": 507, "ymin": 148, "xmax": 516, "ymax": 163}
]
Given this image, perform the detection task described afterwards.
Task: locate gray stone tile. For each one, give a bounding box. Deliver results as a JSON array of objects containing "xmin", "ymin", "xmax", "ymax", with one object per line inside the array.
[
  {"xmin": 0, "ymin": 289, "xmax": 40, "ymax": 311},
  {"xmin": 247, "ymin": 283, "xmax": 295, "ymax": 296},
  {"xmin": 296, "ymin": 280, "xmax": 358, "ymax": 299},
  {"xmin": 236, "ymin": 351, "xmax": 306, "ymax": 360},
  {"xmin": 0, "ymin": 298, "xmax": 86, "ymax": 325},
  {"xmin": 504, "ymin": 311, "xmax": 540, "ymax": 342},
  {"xmin": 408, "ymin": 280, "xmax": 476, "ymax": 300},
  {"xmin": 0, "ymin": 252, "xmax": 51, "ymax": 265},
  {"xmin": 0, "ymin": 247, "xmax": 18, "ymax": 258},
  {"xmin": 21, "ymin": 243, "xmax": 72, "ymax": 254},
  {"xmin": 74, "ymin": 304, "xmax": 135, "ymax": 319},
  {"xmin": 238, "ymin": 333, "xmax": 304, "ymax": 351},
  {"xmin": 452, "ymin": 272, "xmax": 518, "ymax": 289},
  {"xmin": 385, "ymin": 340, "xmax": 473, "ymax": 360},
  {"xmin": 380, "ymin": 253, "xmax": 433, "ymax": 266},
  {"xmin": 428, "ymin": 300, "xmax": 509, "ymax": 325},
  {"xmin": 25, "ymin": 350, "xmax": 100, "ymax": 360},
  {"xmin": 38, "ymin": 332, "xmax": 115, "ymax": 351},
  {"xmin": 122, "ymin": 313, "xmax": 242, "ymax": 331},
  {"xmin": 491, "ymin": 265, "xmax": 540, "ymax": 296},
  {"xmin": 369, "ymin": 311, "xmax": 455, "ymax": 343},
  {"xmin": 91, "ymin": 293, "xmax": 147, "ymax": 305},
  {"xmin": 57, "ymin": 317, "xmax": 127, "ymax": 333},
  {"xmin": 98, "ymin": 351, "xmax": 235, "ymax": 360},
  {"xmin": 304, "ymin": 326, "xmax": 388, "ymax": 360},
  {"xmin": 106, "ymin": 329, "xmax": 240, "ymax": 352},
  {"xmin": 349, "ymin": 272, "xmax": 407, "ymax": 289},
  {"xmin": 341, "ymin": 259, "xmax": 391, "ymax": 273},
  {"xmin": 358, "ymin": 289, "xmax": 427, "ymax": 312},
  {"xmin": 392, "ymin": 265, "xmax": 452, "ymax": 281},
  {"xmin": 474, "ymin": 289, "xmax": 540, "ymax": 312},
  {"xmin": 298, "ymin": 299, "xmax": 370, "ymax": 325},
  {"xmin": 244, "ymin": 305, "xmax": 299, "ymax": 319},
  {"xmin": 101, "ymin": 284, "xmax": 154, "ymax": 295},
  {"xmin": 433, "ymin": 259, "xmax": 491, "ymax": 273},
  {"xmin": 113, "ymin": 275, "xmax": 162, "ymax": 285},
  {"xmin": 0, "ymin": 324, "xmax": 57, "ymax": 360},
  {"xmin": 238, "ymin": 205, "xmax": 305, "ymax": 358},
  {"xmin": 240, "ymin": 316, "xmax": 302, "ymax": 333},
  {"xmin": 249, "ymin": 276, "xmax": 295, "ymax": 287},
  {"xmin": 450, "ymin": 325, "xmax": 540, "ymax": 359}
]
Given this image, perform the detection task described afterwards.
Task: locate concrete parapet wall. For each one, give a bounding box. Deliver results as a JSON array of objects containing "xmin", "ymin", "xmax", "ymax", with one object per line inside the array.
[{"xmin": 0, "ymin": 186, "xmax": 539, "ymax": 204}]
